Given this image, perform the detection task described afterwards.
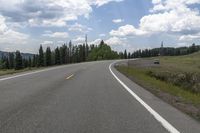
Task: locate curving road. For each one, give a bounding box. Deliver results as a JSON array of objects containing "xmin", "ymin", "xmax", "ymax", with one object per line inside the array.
[{"xmin": 0, "ymin": 60, "xmax": 199, "ymax": 133}]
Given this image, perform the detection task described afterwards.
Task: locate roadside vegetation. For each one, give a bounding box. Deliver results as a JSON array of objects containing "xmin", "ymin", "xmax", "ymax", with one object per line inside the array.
[
  {"xmin": 116, "ymin": 52, "xmax": 200, "ymax": 120},
  {"xmin": 0, "ymin": 40, "xmax": 120, "ymax": 76},
  {"xmin": 0, "ymin": 40, "xmax": 199, "ymax": 77}
]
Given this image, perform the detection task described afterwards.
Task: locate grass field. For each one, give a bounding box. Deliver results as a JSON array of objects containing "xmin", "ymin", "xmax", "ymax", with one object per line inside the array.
[{"xmin": 116, "ymin": 52, "xmax": 200, "ymax": 120}]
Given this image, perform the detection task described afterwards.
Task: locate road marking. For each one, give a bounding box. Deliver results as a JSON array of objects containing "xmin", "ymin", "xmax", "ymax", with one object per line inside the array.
[
  {"xmin": 109, "ymin": 62, "xmax": 180, "ymax": 133},
  {"xmin": 0, "ymin": 63, "xmax": 82, "ymax": 82},
  {"xmin": 66, "ymin": 74, "xmax": 74, "ymax": 80}
]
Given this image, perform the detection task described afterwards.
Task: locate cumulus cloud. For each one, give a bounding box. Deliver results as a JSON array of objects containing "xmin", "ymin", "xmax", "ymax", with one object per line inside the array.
[
  {"xmin": 89, "ymin": 0, "xmax": 124, "ymax": 7},
  {"xmin": 43, "ymin": 31, "xmax": 69, "ymax": 38},
  {"xmin": 72, "ymin": 36, "xmax": 85, "ymax": 43},
  {"xmin": 41, "ymin": 41, "xmax": 54, "ymax": 45},
  {"xmin": 89, "ymin": 38, "xmax": 102, "ymax": 45},
  {"xmin": 105, "ymin": 36, "xmax": 125, "ymax": 45},
  {"xmin": 68, "ymin": 23, "xmax": 92, "ymax": 33},
  {"xmin": 0, "ymin": 0, "xmax": 123, "ymax": 27},
  {"xmin": 179, "ymin": 33, "xmax": 200, "ymax": 41},
  {"xmin": 110, "ymin": 24, "xmax": 148, "ymax": 36},
  {"xmin": 0, "ymin": 15, "xmax": 29, "ymax": 47},
  {"xmin": 110, "ymin": 0, "xmax": 200, "ymax": 39}
]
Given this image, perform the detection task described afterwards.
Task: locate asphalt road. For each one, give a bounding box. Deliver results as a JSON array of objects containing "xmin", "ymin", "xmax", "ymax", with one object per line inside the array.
[{"xmin": 0, "ymin": 60, "xmax": 199, "ymax": 133}]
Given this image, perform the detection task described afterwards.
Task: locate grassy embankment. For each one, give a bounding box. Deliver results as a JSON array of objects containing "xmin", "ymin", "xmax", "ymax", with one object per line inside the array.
[
  {"xmin": 116, "ymin": 52, "xmax": 200, "ymax": 120},
  {"xmin": 0, "ymin": 68, "xmax": 41, "ymax": 76}
]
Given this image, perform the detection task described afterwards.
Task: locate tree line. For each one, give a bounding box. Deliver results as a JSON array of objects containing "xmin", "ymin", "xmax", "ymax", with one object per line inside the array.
[
  {"xmin": 122, "ymin": 43, "xmax": 200, "ymax": 59},
  {"xmin": 0, "ymin": 40, "xmax": 120, "ymax": 70},
  {"xmin": 0, "ymin": 41, "xmax": 199, "ymax": 70}
]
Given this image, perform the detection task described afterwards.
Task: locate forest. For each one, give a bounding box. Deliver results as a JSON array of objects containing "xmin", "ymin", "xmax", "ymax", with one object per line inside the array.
[{"xmin": 0, "ymin": 40, "xmax": 199, "ymax": 70}]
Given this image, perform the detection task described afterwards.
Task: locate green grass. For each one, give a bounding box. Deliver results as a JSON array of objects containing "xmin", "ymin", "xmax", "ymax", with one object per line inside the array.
[
  {"xmin": 153, "ymin": 52, "xmax": 200, "ymax": 73},
  {"xmin": 116, "ymin": 66, "xmax": 200, "ymax": 104},
  {"xmin": 0, "ymin": 67, "xmax": 42, "ymax": 76},
  {"xmin": 116, "ymin": 52, "xmax": 200, "ymax": 120}
]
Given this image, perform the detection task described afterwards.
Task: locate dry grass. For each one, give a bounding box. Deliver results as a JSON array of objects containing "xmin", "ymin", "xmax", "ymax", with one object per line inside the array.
[{"xmin": 116, "ymin": 52, "xmax": 200, "ymax": 120}]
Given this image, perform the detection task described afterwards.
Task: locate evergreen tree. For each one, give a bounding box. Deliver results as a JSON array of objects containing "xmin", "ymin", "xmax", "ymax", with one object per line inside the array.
[
  {"xmin": 124, "ymin": 50, "xmax": 128, "ymax": 59},
  {"xmin": 83, "ymin": 44, "xmax": 86, "ymax": 61},
  {"xmin": 190, "ymin": 43, "xmax": 197, "ymax": 53},
  {"xmin": 5, "ymin": 57, "xmax": 9, "ymax": 69},
  {"xmin": 119, "ymin": 52, "xmax": 124, "ymax": 59},
  {"xmin": 45, "ymin": 47, "xmax": 52, "ymax": 66},
  {"xmin": 60, "ymin": 44, "xmax": 67, "ymax": 64},
  {"xmin": 86, "ymin": 44, "xmax": 89, "ymax": 59},
  {"xmin": 38, "ymin": 45, "xmax": 44, "ymax": 67},
  {"xmin": 32, "ymin": 55, "xmax": 36, "ymax": 67},
  {"xmin": 68, "ymin": 41, "xmax": 72, "ymax": 63},
  {"xmin": 79, "ymin": 45, "xmax": 83, "ymax": 62},
  {"xmin": 128, "ymin": 52, "xmax": 131, "ymax": 59},
  {"xmin": 100, "ymin": 40, "xmax": 105, "ymax": 47},
  {"xmin": 15, "ymin": 50, "xmax": 23, "ymax": 70},
  {"xmin": 28, "ymin": 57, "xmax": 32, "ymax": 68},
  {"xmin": 23, "ymin": 58, "xmax": 28, "ymax": 68},
  {"xmin": 8, "ymin": 52, "xmax": 14, "ymax": 69},
  {"xmin": 55, "ymin": 47, "xmax": 60, "ymax": 65}
]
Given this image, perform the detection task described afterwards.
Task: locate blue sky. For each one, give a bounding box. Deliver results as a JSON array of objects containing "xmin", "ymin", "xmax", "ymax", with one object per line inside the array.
[{"xmin": 0, "ymin": 0, "xmax": 200, "ymax": 53}]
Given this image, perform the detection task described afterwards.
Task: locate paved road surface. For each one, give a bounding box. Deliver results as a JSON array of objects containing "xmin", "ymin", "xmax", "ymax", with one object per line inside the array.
[{"xmin": 0, "ymin": 60, "xmax": 199, "ymax": 133}]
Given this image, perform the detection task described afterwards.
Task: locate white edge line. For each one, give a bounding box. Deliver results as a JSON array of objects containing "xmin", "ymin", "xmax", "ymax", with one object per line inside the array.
[
  {"xmin": 0, "ymin": 65, "xmax": 70, "ymax": 81},
  {"xmin": 109, "ymin": 61, "xmax": 180, "ymax": 133}
]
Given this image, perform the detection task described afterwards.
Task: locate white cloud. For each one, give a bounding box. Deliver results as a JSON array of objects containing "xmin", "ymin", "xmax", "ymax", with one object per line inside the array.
[
  {"xmin": 43, "ymin": 31, "xmax": 69, "ymax": 38},
  {"xmin": 0, "ymin": 15, "xmax": 29, "ymax": 46},
  {"xmin": 68, "ymin": 23, "xmax": 92, "ymax": 33},
  {"xmin": 89, "ymin": 0, "xmax": 124, "ymax": 7},
  {"xmin": 110, "ymin": 24, "xmax": 148, "ymax": 37},
  {"xmin": 144, "ymin": 0, "xmax": 200, "ymax": 33},
  {"xmin": 179, "ymin": 33, "xmax": 200, "ymax": 41},
  {"xmin": 110, "ymin": 0, "xmax": 200, "ymax": 40},
  {"xmin": 112, "ymin": 19, "xmax": 124, "ymax": 23},
  {"xmin": 152, "ymin": 0, "xmax": 162, "ymax": 4},
  {"xmin": 0, "ymin": 0, "xmax": 123, "ymax": 27},
  {"xmin": 105, "ymin": 36, "xmax": 125, "ymax": 45},
  {"xmin": 41, "ymin": 41, "xmax": 54, "ymax": 45},
  {"xmin": 73, "ymin": 36, "xmax": 85, "ymax": 42},
  {"xmin": 89, "ymin": 38, "xmax": 102, "ymax": 45}
]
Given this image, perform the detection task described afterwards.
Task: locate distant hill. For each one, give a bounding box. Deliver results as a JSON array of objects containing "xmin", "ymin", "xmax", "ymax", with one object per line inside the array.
[{"xmin": 0, "ymin": 51, "xmax": 35, "ymax": 59}]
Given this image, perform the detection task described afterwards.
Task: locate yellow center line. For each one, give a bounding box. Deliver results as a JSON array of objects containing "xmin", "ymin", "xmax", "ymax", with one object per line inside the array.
[{"xmin": 66, "ymin": 74, "xmax": 74, "ymax": 80}]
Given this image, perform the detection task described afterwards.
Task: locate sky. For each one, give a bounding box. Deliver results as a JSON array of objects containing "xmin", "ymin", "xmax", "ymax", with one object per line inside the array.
[{"xmin": 0, "ymin": 0, "xmax": 200, "ymax": 53}]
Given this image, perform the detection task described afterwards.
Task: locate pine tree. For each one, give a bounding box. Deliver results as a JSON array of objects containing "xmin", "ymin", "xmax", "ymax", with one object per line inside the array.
[
  {"xmin": 15, "ymin": 50, "xmax": 23, "ymax": 70},
  {"xmin": 86, "ymin": 44, "xmax": 89, "ymax": 59},
  {"xmin": 128, "ymin": 52, "xmax": 131, "ymax": 59},
  {"xmin": 28, "ymin": 57, "xmax": 32, "ymax": 68},
  {"xmin": 8, "ymin": 53, "xmax": 14, "ymax": 69},
  {"xmin": 5, "ymin": 57, "xmax": 9, "ymax": 69},
  {"xmin": 79, "ymin": 45, "xmax": 83, "ymax": 62},
  {"xmin": 69, "ymin": 41, "xmax": 72, "ymax": 63},
  {"xmin": 23, "ymin": 58, "xmax": 28, "ymax": 68},
  {"xmin": 32, "ymin": 55, "xmax": 36, "ymax": 67},
  {"xmin": 38, "ymin": 45, "xmax": 44, "ymax": 67},
  {"xmin": 124, "ymin": 50, "xmax": 128, "ymax": 59},
  {"xmin": 45, "ymin": 47, "xmax": 52, "ymax": 66},
  {"xmin": 60, "ymin": 44, "xmax": 67, "ymax": 64},
  {"xmin": 55, "ymin": 47, "xmax": 60, "ymax": 65},
  {"xmin": 100, "ymin": 40, "xmax": 105, "ymax": 47},
  {"xmin": 83, "ymin": 44, "xmax": 86, "ymax": 62}
]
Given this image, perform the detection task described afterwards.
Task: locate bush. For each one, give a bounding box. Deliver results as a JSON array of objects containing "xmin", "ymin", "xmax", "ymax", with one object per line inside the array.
[{"xmin": 147, "ymin": 70, "xmax": 200, "ymax": 93}]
